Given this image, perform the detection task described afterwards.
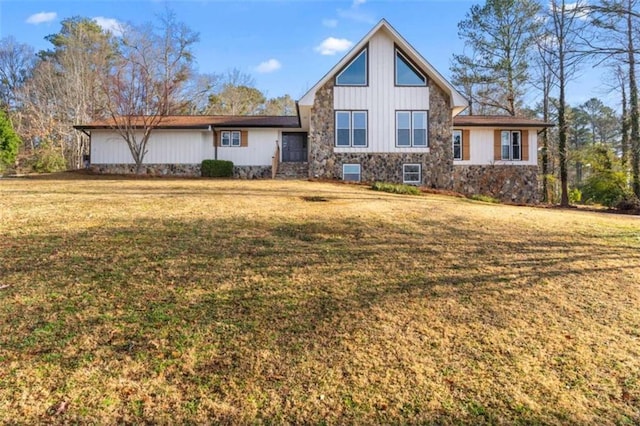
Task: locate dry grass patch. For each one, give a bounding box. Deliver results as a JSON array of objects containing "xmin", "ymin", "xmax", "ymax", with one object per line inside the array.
[{"xmin": 1, "ymin": 177, "xmax": 639, "ymax": 424}]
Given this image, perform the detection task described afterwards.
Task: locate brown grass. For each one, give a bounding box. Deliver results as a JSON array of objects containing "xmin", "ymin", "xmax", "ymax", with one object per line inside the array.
[{"xmin": 1, "ymin": 176, "xmax": 639, "ymax": 424}]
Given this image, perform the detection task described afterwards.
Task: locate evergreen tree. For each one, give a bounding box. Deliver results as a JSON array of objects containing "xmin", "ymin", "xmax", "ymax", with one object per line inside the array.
[
  {"xmin": 0, "ymin": 110, "xmax": 21, "ymax": 172},
  {"xmin": 451, "ymin": 0, "xmax": 541, "ymax": 116}
]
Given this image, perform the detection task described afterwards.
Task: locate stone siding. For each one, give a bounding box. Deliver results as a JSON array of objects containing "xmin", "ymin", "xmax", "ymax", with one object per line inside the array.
[
  {"xmin": 308, "ymin": 79, "xmax": 336, "ymax": 180},
  {"xmin": 453, "ymin": 165, "xmax": 539, "ymax": 204},
  {"xmin": 90, "ymin": 164, "xmax": 200, "ymax": 176},
  {"xmin": 307, "ymin": 79, "xmax": 454, "ymax": 188},
  {"xmin": 234, "ymin": 166, "xmax": 272, "ymax": 179},
  {"xmin": 90, "ymin": 163, "xmax": 271, "ymax": 179}
]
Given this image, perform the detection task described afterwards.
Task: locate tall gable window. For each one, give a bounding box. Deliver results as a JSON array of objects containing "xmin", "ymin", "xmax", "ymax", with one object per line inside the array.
[
  {"xmin": 395, "ymin": 49, "xmax": 426, "ymax": 86},
  {"xmin": 336, "ymin": 48, "xmax": 367, "ymax": 86}
]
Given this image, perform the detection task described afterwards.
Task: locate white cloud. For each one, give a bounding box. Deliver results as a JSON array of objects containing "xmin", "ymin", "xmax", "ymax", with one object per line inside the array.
[
  {"xmin": 337, "ymin": 8, "xmax": 376, "ymax": 24},
  {"xmin": 322, "ymin": 18, "xmax": 338, "ymax": 28},
  {"xmin": 315, "ymin": 37, "xmax": 354, "ymax": 56},
  {"xmin": 93, "ymin": 17, "xmax": 124, "ymax": 36},
  {"xmin": 353, "ymin": 0, "xmax": 366, "ymax": 6},
  {"xmin": 26, "ymin": 12, "xmax": 57, "ymax": 25},
  {"xmin": 255, "ymin": 58, "xmax": 282, "ymax": 73}
]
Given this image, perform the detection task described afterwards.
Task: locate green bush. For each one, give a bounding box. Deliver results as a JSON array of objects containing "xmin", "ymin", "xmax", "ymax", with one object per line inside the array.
[
  {"xmin": 32, "ymin": 144, "xmax": 67, "ymax": 173},
  {"xmin": 371, "ymin": 181, "xmax": 421, "ymax": 195},
  {"xmin": 580, "ymin": 171, "xmax": 628, "ymax": 207},
  {"xmin": 470, "ymin": 194, "xmax": 500, "ymax": 203},
  {"xmin": 0, "ymin": 110, "xmax": 21, "ymax": 172},
  {"xmin": 569, "ymin": 187, "xmax": 582, "ymax": 204},
  {"xmin": 201, "ymin": 159, "xmax": 234, "ymax": 177}
]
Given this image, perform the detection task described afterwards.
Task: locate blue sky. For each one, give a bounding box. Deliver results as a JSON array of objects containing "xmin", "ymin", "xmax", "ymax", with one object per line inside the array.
[{"xmin": 0, "ymin": 0, "xmax": 614, "ymax": 108}]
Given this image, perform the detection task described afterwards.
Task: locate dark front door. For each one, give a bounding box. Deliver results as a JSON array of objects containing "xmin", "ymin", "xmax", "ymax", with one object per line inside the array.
[{"xmin": 282, "ymin": 133, "xmax": 308, "ymax": 162}]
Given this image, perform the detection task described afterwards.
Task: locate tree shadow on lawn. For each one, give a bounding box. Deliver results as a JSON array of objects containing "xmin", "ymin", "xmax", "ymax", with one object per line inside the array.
[{"xmin": 1, "ymin": 214, "xmax": 639, "ymax": 423}]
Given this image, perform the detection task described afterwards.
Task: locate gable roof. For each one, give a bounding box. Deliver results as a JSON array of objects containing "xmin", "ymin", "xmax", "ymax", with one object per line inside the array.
[
  {"xmin": 453, "ymin": 115, "xmax": 554, "ymax": 128},
  {"xmin": 298, "ymin": 19, "xmax": 468, "ymax": 115},
  {"xmin": 74, "ymin": 115, "xmax": 300, "ymax": 130}
]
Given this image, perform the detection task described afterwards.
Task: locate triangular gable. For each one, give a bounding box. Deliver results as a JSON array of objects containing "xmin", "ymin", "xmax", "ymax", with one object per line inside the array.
[{"xmin": 298, "ymin": 19, "xmax": 468, "ymax": 116}]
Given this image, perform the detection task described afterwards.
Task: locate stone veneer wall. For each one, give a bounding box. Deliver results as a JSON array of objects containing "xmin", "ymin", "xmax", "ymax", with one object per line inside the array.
[
  {"xmin": 453, "ymin": 165, "xmax": 539, "ymax": 204},
  {"xmin": 90, "ymin": 164, "xmax": 200, "ymax": 176},
  {"xmin": 91, "ymin": 164, "xmax": 271, "ymax": 179},
  {"xmin": 307, "ymin": 79, "xmax": 454, "ymax": 188}
]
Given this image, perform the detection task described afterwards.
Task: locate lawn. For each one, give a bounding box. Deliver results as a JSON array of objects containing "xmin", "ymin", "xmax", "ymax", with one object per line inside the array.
[{"xmin": 1, "ymin": 176, "xmax": 639, "ymax": 424}]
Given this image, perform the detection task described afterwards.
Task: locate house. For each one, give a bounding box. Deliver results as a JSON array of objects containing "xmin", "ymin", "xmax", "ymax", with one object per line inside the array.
[{"xmin": 74, "ymin": 19, "xmax": 552, "ymax": 203}]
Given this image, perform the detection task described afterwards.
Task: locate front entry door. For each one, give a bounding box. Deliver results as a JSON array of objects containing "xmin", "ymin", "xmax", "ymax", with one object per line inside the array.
[{"xmin": 282, "ymin": 133, "xmax": 308, "ymax": 162}]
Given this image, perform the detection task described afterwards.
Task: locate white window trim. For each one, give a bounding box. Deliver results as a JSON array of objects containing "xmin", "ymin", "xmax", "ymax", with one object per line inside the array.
[
  {"xmin": 453, "ymin": 129, "xmax": 463, "ymax": 161},
  {"xmin": 335, "ymin": 111, "xmax": 368, "ymax": 148},
  {"xmin": 403, "ymin": 163, "xmax": 422, "ymax": 185},
  {"xmin": 336, "ymin": 48, "xmax": 368, "ymax": 86},
  {"xmin": 395, "ymin": 49, "xmax": 427, "ymax": 87},
  {"xmin": 342, "ymin": 163, "xmax": 361, "ymax": 182},
  {"xmin": 221, "ymin": 130, "xmax": 241, "ymax": 148},
  {"xmin": 501, "ymin": 130, "xmax": 522, "ymax": 161},
  {"xmin": 396, "ymin": 111, "xmax": 428, "ymax": 148}
]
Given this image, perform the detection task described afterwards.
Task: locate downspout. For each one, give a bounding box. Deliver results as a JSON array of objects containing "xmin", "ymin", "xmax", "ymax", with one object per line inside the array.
[{"xmin": 210, "ymin": 125, "xmax": 217, "ymax": 160}]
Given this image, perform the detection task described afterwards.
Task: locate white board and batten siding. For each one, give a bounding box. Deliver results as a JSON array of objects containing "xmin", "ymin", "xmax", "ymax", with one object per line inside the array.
[
  {"xmin": 91, "ymin": 129, "xmax": 279, "ymax": 166},
  {"xmin": 333, "ymin": 29, "xmax": 430, "ymax": 154},
  {"xmin": 91, "ymin": 130, "xmax": 214, "ymax": 164},
  {"xmin": 217, "ymin": 129, "xmax": 279, "ymax": 166},
  {"xmin": 453, "ymin": 128, "xmax": 538, "ymax": 166}
]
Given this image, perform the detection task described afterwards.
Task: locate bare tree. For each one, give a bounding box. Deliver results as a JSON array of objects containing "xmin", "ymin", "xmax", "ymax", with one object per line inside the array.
[
  {"xmin": 541, "ymin": 0, "xmax": 590, "ymax": 206},
  {"xmin": 18, "ymin": 17, "xmax": 114, "ymax": 168},
  {"xmin": 0, "ymin": 36, "xmax": 36, "ymax": 111},
  {"xmin": 533, "ymin": 34, "xmax": 558, "ymax": 202},
  {"xmin": 587, "ymin": 0, "xmax": 640, "ymax": 196},
  {"xmin": 101, "ymin": 11, "xmax": 198, "ymax": 174}
]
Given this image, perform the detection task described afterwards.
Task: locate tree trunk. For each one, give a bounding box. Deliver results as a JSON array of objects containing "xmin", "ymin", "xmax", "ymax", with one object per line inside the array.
[
  {"xmin": 558, "ymin": 34, "xmax": 569, "ymax": 207},
  {"xmin": 621, "ymin": 79, "xmax": 629, "ymax": 168},
  {"xmin": 627, "ymin": 0, "xmax": 640, "ymax": 196}
]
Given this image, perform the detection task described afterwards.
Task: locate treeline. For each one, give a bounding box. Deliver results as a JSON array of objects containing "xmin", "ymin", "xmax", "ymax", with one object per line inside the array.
[
  {"xmin": 0, "ymin": 11, "xmax": 295, "ymax": 173},
  {"xmin": 451, "ymin": 0, "xmax": 640, "ymax": 207}
]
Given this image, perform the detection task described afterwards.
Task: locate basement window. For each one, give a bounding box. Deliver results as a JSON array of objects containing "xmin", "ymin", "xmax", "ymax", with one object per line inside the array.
[
  {"xmin": 403, "ymin": 164, "xmax": 421, "ymax": 185},
  {"xmin": 343, "ymin": 164, "xmax": 361, "ymax": 182}
]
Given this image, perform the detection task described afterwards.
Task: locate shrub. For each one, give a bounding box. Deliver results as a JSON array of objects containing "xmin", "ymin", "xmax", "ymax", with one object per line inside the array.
[
  {"xmin": 371, "ymin": 181, "xmax": 421, "ymax": 195},
  {"xmin": 470, "ymin": 194, "xmax": 500, "ymax": 203},
  {"xmin": 615, "ymin": 195, "xmax": 640, "ymax": 211},
  {"xmin": 201, "ymin": 159, "xmax": 233, "ymax": 177},
  {"xmin": 0, "ymin": 110, "xmax": 20, "ymax": 172},
  {"xmin": 569, "ymin": 187, "xmax": 582, "ymax": 204},
  {"xmin": 32, "ymin": 143, "xmax": 66, "ymax": 173},
  {"xmin": 580, "ymin": 171, "xmax": 628, "ymax": 207}
]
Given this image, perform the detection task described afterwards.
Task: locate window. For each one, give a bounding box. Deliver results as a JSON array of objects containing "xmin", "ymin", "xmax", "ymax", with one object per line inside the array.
[
  {"xmin": 343, "ymin": 164, "xmax": 361, "ymax": 182},
  {"xmin": 336, "ymin": 48, "xmax": 367, "ymax": 86},
  {"xmin": 396, "ymin": 111, "xmax": 428, "ymax": 147},
  {"xmin": 335, "ymin": 111, "xmax": 368, "ymax": 147},
  {"xmin": 395, "ymin": 50, "xmax": 426, "ymax": 86},
  {"xmin": 221, "ymin": 131, "xmax": 241, "ymax": 147},
  {"xmin": 403, "ymin": 164, "xmax": 421, "ymax": 184},
  {"xmin": 452, "ymin": 130, "xmax": 462, "ymax": 160},
  {"xmin": 501, "ymin": 130, "xmax": 521, "ymax": 160}
]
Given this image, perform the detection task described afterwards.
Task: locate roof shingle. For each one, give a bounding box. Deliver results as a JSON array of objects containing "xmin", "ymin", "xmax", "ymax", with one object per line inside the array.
[
  {"xmin": 75, "ymin": 115, "xmax": 300, "ymax": 130},
  {"xmin": 453, "ymin": 115, "xmax": 553, "ymax": 128}
]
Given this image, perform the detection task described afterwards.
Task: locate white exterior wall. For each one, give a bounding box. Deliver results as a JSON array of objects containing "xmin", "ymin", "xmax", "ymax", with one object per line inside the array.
[
  {"xmin": 217, "ymin": 129, "xmax": 279, "ymax": 166},
  {"xmin": 91, "ymin": 130, "xmax": 215, "ymax": 164},
  {"xmin": 333, "ymin": 30, "xmax": 430, "ymax": 154},
  {"xmin": 91, "ymin": 128, "xmax": 279, "ymax": 166},
  {"xmin": 453, "ymin": 128, "xmax": 538, "ymax": 166}
]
